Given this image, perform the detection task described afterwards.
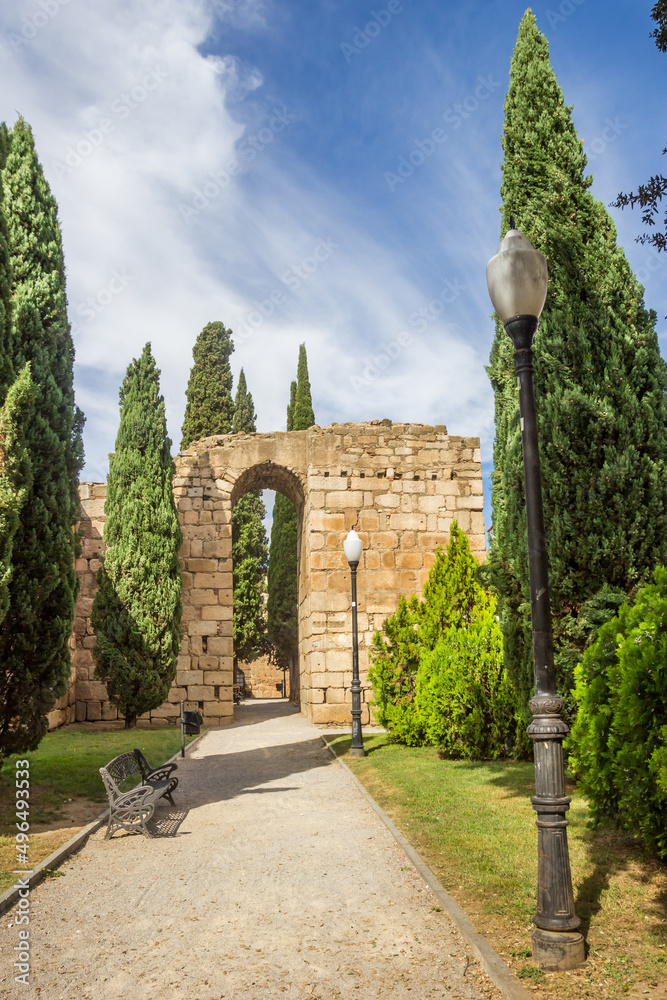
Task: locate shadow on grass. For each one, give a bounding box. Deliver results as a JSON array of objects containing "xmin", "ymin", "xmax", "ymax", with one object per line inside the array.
[{"xmin": 573, "ymin": 824, "xmax": 667, "ymax": 939}]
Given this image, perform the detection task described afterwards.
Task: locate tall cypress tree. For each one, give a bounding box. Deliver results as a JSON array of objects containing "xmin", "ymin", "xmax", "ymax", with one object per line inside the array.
[
  {"xmin": 232, "ymin": 368, "xmax": 269, "ymax": 665},
  {"xmin": 0, "ymin": 119, "xmax": 84, "ymax": 759},
  {"xmin": 267, "ymin": 346, "xmax": 315, "ymax": 694},
  {"xmin": 487, "ymin": 11, "xmax": 667, "ymax": 715},
  {"xmin": 267, "ymin": 380, "xmax": 298, "ymax": 676},
  {"xmin": 0, "ymin": 365, "xmax": 35, "ymax": 629},
  {"xmin": 180, "ymin": 321, "xmax": 234, "ymax": 450},
  {"xmin": 0, "ymin": 131, "xmax": 35, "ymax": 631},
  {"xmin": 91, "ymin": 344, "xmax": 182, "ymax": 729}
]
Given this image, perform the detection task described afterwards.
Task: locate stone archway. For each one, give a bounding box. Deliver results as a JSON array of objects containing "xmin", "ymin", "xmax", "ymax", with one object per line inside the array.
[
  {"xmin": 54, "ymin": 420, "xmax": 485, "ymax": 729},
  {"xmin": 173, "ymin": 420, "xmax": 485, "ymax": 728}
]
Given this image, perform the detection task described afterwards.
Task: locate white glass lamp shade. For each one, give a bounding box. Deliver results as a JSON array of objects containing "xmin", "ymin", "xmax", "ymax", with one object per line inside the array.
[
  {"xmin": 343, "ymin": 528, "xmax": 363, "ymax": 564},
  {"xmin": 486, "ymin": 227, "xmax": 548, "ymax": 322}
]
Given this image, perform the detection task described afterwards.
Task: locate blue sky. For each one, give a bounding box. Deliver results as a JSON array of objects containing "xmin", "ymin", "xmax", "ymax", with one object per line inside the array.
[{"xmin": 1, "ymin": 0, "xmax": 666, "ymax": 537}]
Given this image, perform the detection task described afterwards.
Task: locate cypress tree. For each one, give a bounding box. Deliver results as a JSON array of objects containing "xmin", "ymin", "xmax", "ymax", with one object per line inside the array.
[
  {"xmin": 0, "ymin": 129, "xmax": 34, "ymax": 631},
  {"xmin": 0, "ymin": 365, "xmax": 35, "ymax": 628},
  {"xmin": 487, "ymin": 11, "xmax": 667, "ymax": 715},
  {"xmin": 91, "ymin": 344, "xmax": 182, "ymax": 729},
  {"xmin": 0, "ymin": 119, "xmax": 84, "ymax": 759},
  {"xmin": 267, "ymin": 380, "xmax": 298, "ymax": 674},
  {"xmin": 180, "ymin": 321, "xmax": 234, "ymax": 450},
  {"xmin": 267, "ymin": 346, "xmax": 315, "ymax": 692},
  {"xmin": 231, "ymin": 368, "xmax": 269, "ymax": 665}
]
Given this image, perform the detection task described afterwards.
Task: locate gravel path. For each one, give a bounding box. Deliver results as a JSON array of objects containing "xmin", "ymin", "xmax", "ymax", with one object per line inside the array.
[{"xmin": 1, "ymin": 700, "xmax": 503, "ymax": 999}]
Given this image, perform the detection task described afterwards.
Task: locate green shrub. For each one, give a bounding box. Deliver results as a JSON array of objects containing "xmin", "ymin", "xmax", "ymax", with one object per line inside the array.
[
  {"xmin": 415, "ymin": 596, "xmax": 528, "ymax": 759},
  {"xmin": 567, "ymin": 566, "xmax": 667, "ymax": 858},
  {"xmin": 368, "ymin": 592, "xmax": 422, "ymax": 740},
  {"xmin": 368, "ymin": 522, "xmax": 527, "ymax": 759}
]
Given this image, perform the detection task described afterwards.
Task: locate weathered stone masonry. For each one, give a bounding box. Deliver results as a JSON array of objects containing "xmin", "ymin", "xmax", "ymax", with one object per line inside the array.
[{"xmin": 48, "ymin": 421, "xmax": 485, "ymax": 730}]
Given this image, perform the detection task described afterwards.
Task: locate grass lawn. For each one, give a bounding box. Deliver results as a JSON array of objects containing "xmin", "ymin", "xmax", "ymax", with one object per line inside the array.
[
  {"xmin": 0, "ymin": 727, "xmax": 200, "ymax": 895},
  {"xmin": 327, "ymin": 733, "xmax": 667, "ymax": 1000}
]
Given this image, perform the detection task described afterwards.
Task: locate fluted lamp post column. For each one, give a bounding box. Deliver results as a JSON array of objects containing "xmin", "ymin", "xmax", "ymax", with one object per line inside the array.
[
  {"xmin": 486, "ymin": 221, "xmax": 585, "ymax": 971},
  {"xmin": 343, "ymin": 528, "xmax": 366, "ymax": 758}
]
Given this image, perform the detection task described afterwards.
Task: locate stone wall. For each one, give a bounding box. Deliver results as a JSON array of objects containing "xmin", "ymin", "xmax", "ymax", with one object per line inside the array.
[
  {"xmin": 48, "ymin": 420, "xmax": 485, "ymax": 730},
  {"xmin": 241, "ymin": 655, "xmax": 285, "ymax": 698}
]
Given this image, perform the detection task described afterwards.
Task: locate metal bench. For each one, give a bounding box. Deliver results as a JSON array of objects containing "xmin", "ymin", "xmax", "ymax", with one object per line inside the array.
[{"xmin": 99, "ymin": 751, "xmax": 178, "ymax": 840}]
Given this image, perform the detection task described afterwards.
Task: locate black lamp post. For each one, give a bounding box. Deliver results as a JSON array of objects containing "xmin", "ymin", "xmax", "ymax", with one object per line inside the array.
[
  {"xmin": 343, "ymin": 528, "xmax": 366, "ymax": 758},
  {"xmin": 486, "ymin": 222, "xmax": 585, "ymax": 971}
]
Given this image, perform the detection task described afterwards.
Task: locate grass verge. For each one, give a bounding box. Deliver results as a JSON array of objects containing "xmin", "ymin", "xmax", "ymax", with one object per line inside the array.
[
  {"xmin": 327, "ymin": 733, "xmax": 667, "ymax": 1000},
  {"xmin": 0, "ymin": 727, "xmax": 200, "ymax": 894}
]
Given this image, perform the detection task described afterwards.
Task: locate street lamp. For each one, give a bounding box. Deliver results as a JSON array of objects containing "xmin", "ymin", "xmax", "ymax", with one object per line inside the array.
[
  {"xmin": 487, "ymin": 220, "xmax": 585, "ymax": 971},
  {"xmin": 343, "ymin": 528, "xmax": 366, "ymax": 758}
]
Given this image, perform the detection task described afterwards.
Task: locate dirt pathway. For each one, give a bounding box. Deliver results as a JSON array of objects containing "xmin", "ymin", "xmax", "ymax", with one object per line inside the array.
[{"xmin": 1, "ymin": 700, "xmax": 503, "ymax": 999}]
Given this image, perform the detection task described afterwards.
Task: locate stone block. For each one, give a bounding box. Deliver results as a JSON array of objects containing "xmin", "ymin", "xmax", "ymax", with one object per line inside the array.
[
  {"xmin": 188, "ymin": 620, "xmax": 218, "ymax": 636},
  {"xmin": 376, "ymin": 493, "xmax": 400, "ymax": 508},
  {"xmin": 400, "ymin": 569, "xmax": 419, "ymax": 590},
  {"xmin": 168, "ymin": 687, "xmax": 188, "ymax": 703},
  {"xmin": 193, "ymin": 572, "xmax": 232, "ymax": 589},
  {"xmin": 311, "ymin": 551, "xmax": 348, "ymax": 570},
  {"xmin": 370, "ymin": 531, "xmax": 399, "ymax": 549},
  {"xmin": 370, "ymin": 569, "xmax": 399, "ymax": 589},
  {"xmin": 310, "ymin": 512, "xmax": 346, "ymax": 531},
  {"xmin": 203, "ymin": 671, "xmax": 232, "ymax": 685},
  {"xmin": 75, "ymin": 701, "xmax": 87, "ymax": 723},
  {"xmin": 187, "ymin": 558, "xmax": 218, "ymax": 573},
  {"xmin": 381, "ymin": 551, "xmax": 395, "ymax": 569},
  {"xmin": 309, "ymin": 704, "xmax": 352, "ymax": 725},
  {"xmin": 309, "ymin": 591, "xmax": 350, "ymax": 612},
  {"xmin": 362, "ymin": 550, "xmax": 379, "ymax": 570},
  {"xmin": 77, "ymin": 680, "xmax": 108, "ymax": 701},
  {"xmin": 187, "ymin": 589, "xmax": 219, "ymax": 606},
  {"xmin": 86, "ymin": 701, "xmax": 102, "ymax": 721},
  {"xmin": 325, "ymin": 490, "xmax": 364, "ymax": 509},
  {"xmin": 388, "ymin": 512, "xmax": 427, "ymax": 531},
  {"xmin": 207, "ymin": 636, "xmax": 233, "ymax": 656},
  {"xmin": 177, "ymin": 670, "xmax": 204, "ymax": 686},
  {"xmin": 456, "ymin": 495, "xmax": 484, "ymax": 510},
  {"xmin": 102, "ymin": 702, "xmax": 119, "ymax": 721},
  {"xmin": 396, "ymin": 551, "xmax": 422, "ymax": 569},
  {"xmin": 150, "ymin": 704, "xmax": 178, "ymax": 719}
]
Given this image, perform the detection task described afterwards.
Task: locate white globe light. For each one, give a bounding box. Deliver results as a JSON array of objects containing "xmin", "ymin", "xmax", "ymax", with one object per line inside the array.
[
  {"xmin": 486, "ymin": 226, "xmax": 548, "ymax": 322},
  {"xmin": 343, "ymin": 528, "xmax": 363, "ymax": 564}
]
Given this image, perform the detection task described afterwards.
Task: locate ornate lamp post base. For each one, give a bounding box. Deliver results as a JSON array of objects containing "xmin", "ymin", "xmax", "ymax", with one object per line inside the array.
[{"xmin": 532, "ymin": 929, "xmax": 585, "ymax": 971}]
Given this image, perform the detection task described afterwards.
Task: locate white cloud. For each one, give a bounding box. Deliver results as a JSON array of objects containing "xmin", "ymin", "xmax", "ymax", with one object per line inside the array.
[{"xmin": 0, "ymin": 0, "xmax": 496, "ymax": 515}]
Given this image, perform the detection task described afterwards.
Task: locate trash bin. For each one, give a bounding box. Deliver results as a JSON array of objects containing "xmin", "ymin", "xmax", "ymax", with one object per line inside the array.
[{"xmin": 181, "ymin": 710, "xmax": 203, "ymax": 735}]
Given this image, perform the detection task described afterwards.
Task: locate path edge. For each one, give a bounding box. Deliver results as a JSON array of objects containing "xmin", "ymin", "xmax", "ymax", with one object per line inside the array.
[
  {"xmin": 0, "ymin": 731, "xmax": 206, "ymax": 917},
  {"xmin": 322, "ymin": 736, "xmax": 533, "ymax": 1000}
]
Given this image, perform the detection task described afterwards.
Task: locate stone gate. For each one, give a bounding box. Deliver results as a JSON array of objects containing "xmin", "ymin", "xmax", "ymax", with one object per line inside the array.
[{"xmin": 50, "ymin": 421, "xmax": 485, "ymax": 730}]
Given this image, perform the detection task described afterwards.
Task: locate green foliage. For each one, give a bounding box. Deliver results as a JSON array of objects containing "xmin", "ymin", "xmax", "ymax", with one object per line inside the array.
[
  {"xmin": 368, "ymin": 593, "xmax": 423, "ymax": 739},
  {"xmin": 267, "ymin": 348, "xmax": 314, "ymax": 680},
  {"xmin": 567, "ymin": 565, "xmax": 667, "ymax": 858},
  {"xmin": 369, "ymin": 522, "xmax": 527, "ymax": 759},
  {"xmin": 0, "ymin": 364, "xmax": 35, "ymax": 625},
  {"xmin": 231, "ymin": 368, "xmax": 269, "ymax": 664},
  {"xmin": 414, "ymin": 598, "xmax": 528, "ymax": 760},
  {"xmin": 180, "ymin": 321, "xmax": 234, "ymax": 450},
  {"xmin": 487, "ymin": 12, "xmax": 667, "ymax": 715},
  {"xmin": 0, "ymin": 119, "xmax": 84, "ymax": 761},
  {"xmin": 612, "ymin": 2, "xmax": 667, "ymax": 254},
  {"xmin": 91, "ymin": 344, "xmax": 182, "ymax": 729},
  {"xmin": 293, "ymin": 343, "xmax": 315, "ymax": 430}
]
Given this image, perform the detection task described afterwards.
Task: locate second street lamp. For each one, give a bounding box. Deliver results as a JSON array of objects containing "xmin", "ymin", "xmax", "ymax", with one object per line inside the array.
[
  {"xmin": 486, "ymin": 220, "xmax": 585, "ymax": 971},
  {"xmin": 343, "ymin": 528, "xmax": 366, "ymax": 758}
]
